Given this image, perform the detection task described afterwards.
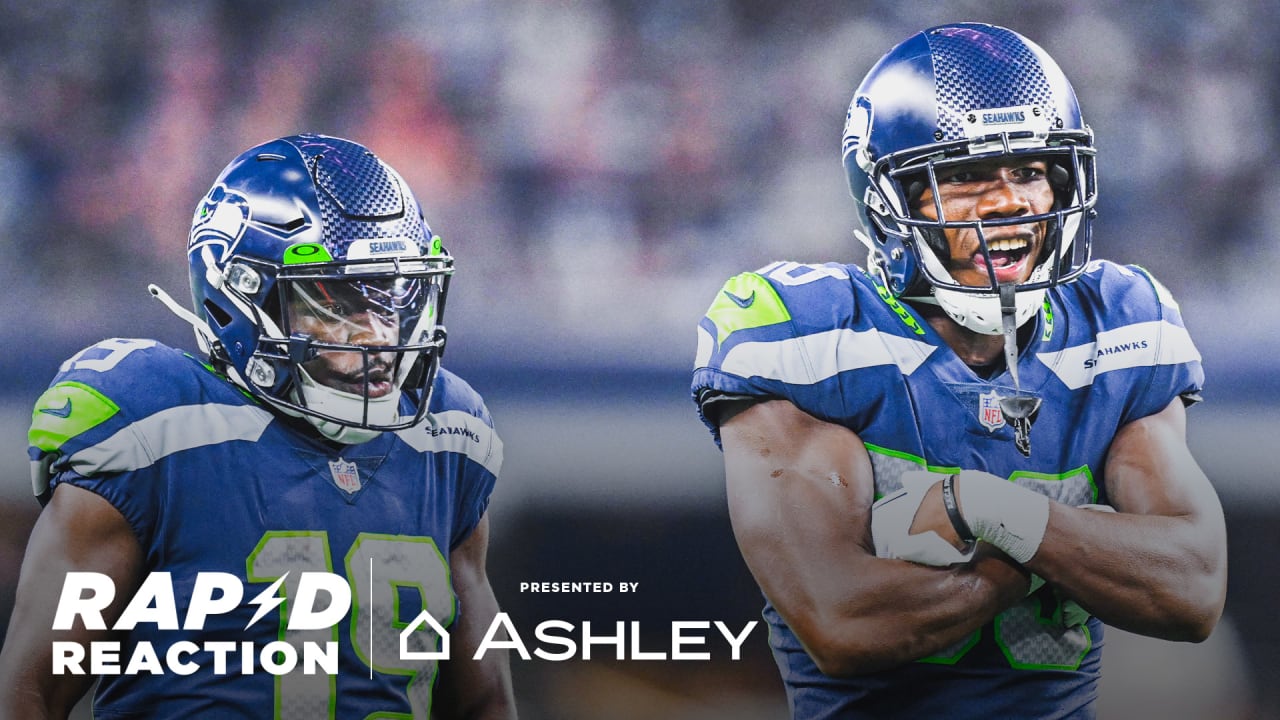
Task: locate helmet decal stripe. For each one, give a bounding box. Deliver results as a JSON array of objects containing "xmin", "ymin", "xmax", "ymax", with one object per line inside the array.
[{"xmin": 283, "ymin": 243, "xmax": 335, "ymax": 265}]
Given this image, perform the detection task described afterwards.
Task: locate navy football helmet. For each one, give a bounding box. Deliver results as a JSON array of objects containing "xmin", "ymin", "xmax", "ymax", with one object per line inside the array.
[
  {"xmin": 151, "ymin": 134, "xmax": 452, "ymax": 443},
  {"xmin": 842, "ymin": 23, "xmax": 1097, "ymax": 334}
]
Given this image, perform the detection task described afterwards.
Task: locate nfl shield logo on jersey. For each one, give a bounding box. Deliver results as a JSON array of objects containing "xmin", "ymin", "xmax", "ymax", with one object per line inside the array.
[
  {"xmin": 978, "ymin": 390, "xmax": 1006, "ymax": 432},
  {"xmin": 328, "ymin": 458, "xmax": 361, "ymax": 493}
]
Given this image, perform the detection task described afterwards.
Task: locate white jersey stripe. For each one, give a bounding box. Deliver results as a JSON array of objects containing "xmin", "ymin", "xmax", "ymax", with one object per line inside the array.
[
  {"xmin": 694, "ymin": 325, "xmax": 715, "ymax": 369},
  {"xmin": 720, "ymin": 328, "xmax": 936, "ymax": 384},
  {"xmin": 68, "ymin": 403, "xmax": 274, "ymax": 476},
  {"xmin": 396, "ymin": 409, "xmax": 504, "ymax": 477},
  {"xmin": 1037, "ymin": 320, "xmax": 1201, "ymax": 390}
]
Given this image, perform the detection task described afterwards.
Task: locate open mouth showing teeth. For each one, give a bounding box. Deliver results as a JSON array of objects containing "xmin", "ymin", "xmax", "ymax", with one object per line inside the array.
[
  {"xmin": 969, "ymin": 237, "xmax": 1035, "ymax": 284},
  {"xmin": 984, "ymin": 238, "xmax": 1030, "ymax": 268}
]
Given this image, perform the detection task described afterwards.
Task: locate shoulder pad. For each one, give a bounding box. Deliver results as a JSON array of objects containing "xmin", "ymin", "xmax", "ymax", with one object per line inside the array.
[
  {"xmin": 704, "ymin": 262, "xmax": 858, "ymax": 340},
  {"xmin": 703, "ymin": 271, "xmax": 793, "ymax": 344},
  {"xmin": 1128, "ymin": 265, "xmax": 1182, "ymax": 311},
  {"xmin": 30, "ymin": 340, "xmax": 174, "ymax": 455},
  {"xmin": 28, "ymin": 340, "xmax": 265, "ymax": 498},
  {"xmin": 400, "ymin": 369, "xmax": 503, "ymax": 478},
  {"xmin": 1073, "ymin": 260, "xmax": 1175, "ymax": 326},
  {"xmin": 429, "ymin": 367, "xmax": 494, "ymax": 428}
]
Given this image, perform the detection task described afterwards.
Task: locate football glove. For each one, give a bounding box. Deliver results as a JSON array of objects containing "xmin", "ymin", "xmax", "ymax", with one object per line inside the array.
[{"xmin": 872, "ymin": 471, "xmax": 975, "ymax": 566}]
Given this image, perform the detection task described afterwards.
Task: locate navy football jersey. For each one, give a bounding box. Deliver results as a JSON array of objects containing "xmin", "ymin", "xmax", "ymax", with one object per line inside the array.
[
  {"xmin": 692, "ymin": 259, "xmax": 1203, "ymax": 719},
  {"xmin": 28, "ymin": 339, "xmax": 503, "ymax": 719}
]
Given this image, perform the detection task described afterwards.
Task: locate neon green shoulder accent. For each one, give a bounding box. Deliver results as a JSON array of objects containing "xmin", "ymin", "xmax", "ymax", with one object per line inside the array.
[
  {"xmin": 283, "ymin": 242, "xmax": 334, "ymax": 265},
  {"xmin": 705, "ymin": 272, "xmax": 791, "ymax": 344},
  {"xmin": 872, "ymin": 281, "xmax": 926, "ymax": 335},
  {"xmin": 185, "ymin": 353, "xmax": 256, "ymax": 400},
  {"xmin": 1041, "ymin": 295, "xmax": 1055, "ymax": 342},
  {"xmin": 29, "ymin": 381, "xmax": 121, "ymax": 453}
]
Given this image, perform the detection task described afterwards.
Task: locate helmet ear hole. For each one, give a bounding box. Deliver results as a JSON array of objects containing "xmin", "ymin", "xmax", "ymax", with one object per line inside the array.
[
  {"xmin": 1047, "ymin": 163, "xmax": 1075, "ymax": 211},
  {"xmin": 204, "ymin": 300, "xmax": 233, "ymax": 329}
]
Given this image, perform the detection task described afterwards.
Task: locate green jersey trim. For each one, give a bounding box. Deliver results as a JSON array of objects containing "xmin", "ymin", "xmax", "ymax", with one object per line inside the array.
[
  {"xmin": 30, "ymin": 381, "xmax": 121, "ymax": 453},
  {"xmin": 705, "ymin": 272, "xmax": 792, "ymax": 344}
]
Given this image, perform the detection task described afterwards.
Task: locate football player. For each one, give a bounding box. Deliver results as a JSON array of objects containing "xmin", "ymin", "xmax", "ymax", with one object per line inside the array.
[
  {"xmin": 0, "ymin": 135, "xmax": 515, "ymax": 719},
  {"xmin": 692, "ymin": 23, "xmax": 1226, "ymax": 718}
]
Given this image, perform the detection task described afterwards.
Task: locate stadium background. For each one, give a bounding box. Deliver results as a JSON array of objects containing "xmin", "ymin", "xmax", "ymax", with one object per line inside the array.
[{"xmin": 0, "ymin": 1, "xmax": 1275, "ymax": 717}]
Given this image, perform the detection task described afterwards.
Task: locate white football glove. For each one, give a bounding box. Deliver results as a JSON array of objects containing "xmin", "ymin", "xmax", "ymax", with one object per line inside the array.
[{"xmin": 872, "ymin": 471, "xmax": 975, "ymax": 567}]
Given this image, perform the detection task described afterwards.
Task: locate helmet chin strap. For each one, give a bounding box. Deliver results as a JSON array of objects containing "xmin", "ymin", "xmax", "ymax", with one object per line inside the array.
[
  {"xmin": 999, "ymin": 284, "xmax": 1023, "ymax": 388},
  {"xmin": 306, "ymin": 417, "xmax": 385, "ymax": 445},
  {"xmin": 149, "ymin": 283, "xmax": 218, "ymax": 354},
  {"xmin": 152, "ymin": 282, "xmax": 393, "ymax": 445},
  {"xmin": 998, "ymin": 283, "xmax": 1041, "ymax": 457},
  {"xmin": 293, "ymin": 366, "xmax": 400, "ymax": 444}
]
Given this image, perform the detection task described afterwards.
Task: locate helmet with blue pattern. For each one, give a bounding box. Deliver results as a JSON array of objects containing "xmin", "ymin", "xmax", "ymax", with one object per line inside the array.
[
  {"xmin": 842, "ymin": 23, "xmax": 1097, "ymax": 334},
  {"xmin": 152, "ymin": 134, "xmax": 452, "ymax": 443}
]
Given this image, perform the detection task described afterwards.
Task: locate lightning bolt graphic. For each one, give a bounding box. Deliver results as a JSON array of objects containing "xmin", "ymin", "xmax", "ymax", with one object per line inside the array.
[{"xmin": 245, "ymin": 572, "xmax": 290, "ymax": 630}]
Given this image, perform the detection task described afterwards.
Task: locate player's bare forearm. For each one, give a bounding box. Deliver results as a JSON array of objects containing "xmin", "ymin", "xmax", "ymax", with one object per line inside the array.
[
  {"xmin": 432, "ymin": 515, "xmax": 517, "ymax": 720},
  {"xmin": 432, "ymin": 591, "xmax": 516, "ymax": 720},
  {"xmin": 904, "ymin": 398, "xmax": 1224, "ymax": 641},
  {"xmin": 788, "ymin": 544, "xmax": 1028, "ymax": 676},
  {"xmin": 0, "ymin": 679, "xmax": 62, "ymax": 720},
  {"xmin": 0, "ymin": 485, "xmax": 143, "ymax": 719},
  {"xmin": 1030, "ymin": 506, "xmax": 1222, "ymax": 640},
  {"xmin": 722, "ymin": 399, "xmax": 1029, "ymax": 676},
  {"xmin": 1028, "ymin": 400, "xmax": 1225, "ymax": 640},
  {"xmin": 0, "ymin": 636, "xmax": 94, "ymax": 720}
]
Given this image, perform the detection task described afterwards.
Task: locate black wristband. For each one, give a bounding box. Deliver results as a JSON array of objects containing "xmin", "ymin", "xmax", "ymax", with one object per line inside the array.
[{"xmin": 941, "ymin": 474, "xmax": 977, "ymax": 544}]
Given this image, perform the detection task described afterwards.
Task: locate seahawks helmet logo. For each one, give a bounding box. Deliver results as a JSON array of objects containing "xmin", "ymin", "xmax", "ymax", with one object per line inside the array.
[
  {"xmin": 841, "ymin": 95, "xmax": 874, "ymax": 173},
  {"xmin": 188, "ymin": 183, "xmax": 251, "ymax": 262}
]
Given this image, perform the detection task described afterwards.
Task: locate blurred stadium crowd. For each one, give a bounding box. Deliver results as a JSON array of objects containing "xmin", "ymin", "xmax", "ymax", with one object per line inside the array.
[
  {"xmin": 2, "ymin": 2, "xmax": 1278, "ymax": 718},
  {"xmin": 1, "ymin": 0, "xmax": 1278, "ymax": 377}
]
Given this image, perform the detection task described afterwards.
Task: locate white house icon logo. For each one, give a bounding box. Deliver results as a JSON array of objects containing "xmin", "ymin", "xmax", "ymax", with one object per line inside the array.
[{"xmin": 400, "ymin": 609, "xmax": 450, "ymax": 660}]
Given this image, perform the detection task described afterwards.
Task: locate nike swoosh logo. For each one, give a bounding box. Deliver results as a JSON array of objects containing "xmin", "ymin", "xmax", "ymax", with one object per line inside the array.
[
  {"xmin": 39, "ymin": 399, "xmax": 72, "ymax": 418},
  {"xmin": 723, "ymin": 290, "xmax": 756, "ymax": 309}
]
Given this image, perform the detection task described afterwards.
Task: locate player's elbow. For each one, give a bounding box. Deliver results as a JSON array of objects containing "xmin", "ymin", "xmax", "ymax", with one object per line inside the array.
[
  {"xmin": 800, "ymin": 622, "xmax": 913, "ymax": 677},
  {"xmin": 1176, "ymin": 559, "xmax": 1227, "ymax": 643},
  {"xmin": 1169, "ymin": 591, "xmax": 1224, "ymax": 643},
  {"xmin": 1143, "ymin": 572, "xmax": 1225, "ymax": 643},
  {"xmin": 1152, "ymin": 604, "xmax": 1220, "ymax": 644},
  {"xmin": 0, "ymin": 672, "xmax": 69, "ymax": 720},
  {"xmin": 1180, "ymin": 615, "xmax": 1219, "ymax": 644},
  {"xmin": 807, "ymin": 640, "xmax": 879, "ymax": 678}
]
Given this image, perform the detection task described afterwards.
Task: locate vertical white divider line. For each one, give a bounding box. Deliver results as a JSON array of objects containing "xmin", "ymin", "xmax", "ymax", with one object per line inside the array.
[{"xmin": 369, "ymin": 556, "xmax": 374, "ymax": 679}]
